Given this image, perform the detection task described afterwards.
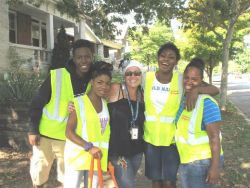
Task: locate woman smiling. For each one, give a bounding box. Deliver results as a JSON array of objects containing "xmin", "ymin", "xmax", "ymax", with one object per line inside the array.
[
  {"xmin": 175, "ymin": 58, "xmax": 223, "ymax": 188},
  {"xmin": 107, "ymin": 60, "xmax": 145, "ymax": 188}
]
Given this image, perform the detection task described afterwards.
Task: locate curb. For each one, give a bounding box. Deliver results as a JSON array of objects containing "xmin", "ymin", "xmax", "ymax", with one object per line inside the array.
[{"xmin": 228, "ymin": 98, "xmax": 250, "ymax": 124}]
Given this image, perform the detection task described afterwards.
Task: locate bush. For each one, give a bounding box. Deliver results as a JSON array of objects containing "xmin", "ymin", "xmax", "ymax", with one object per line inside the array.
[
  {"xmin": 0, "ymin": 72, "xmax": 41, "ymax": 104},
  {"xmin": 50, "ymin": 26, "xmax": 70, "ymax": 69},
  {"xmin": 0, "ymin": 48, "xmax": 42, "ymax": 104},
  {"xmin": 93, "ymin": 53, "xmax": 103, "ymax": 62}
]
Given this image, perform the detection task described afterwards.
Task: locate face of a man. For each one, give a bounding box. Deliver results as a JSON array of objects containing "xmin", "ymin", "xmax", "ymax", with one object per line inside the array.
[{"xmin": 73, "ymin": 47, "xmax": 93, "ymax": 77}]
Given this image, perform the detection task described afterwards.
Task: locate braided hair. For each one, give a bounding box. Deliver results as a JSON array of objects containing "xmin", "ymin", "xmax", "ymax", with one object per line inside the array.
[{"xmin": 91, "ymin": 61, "xmax": 113, "ymax": 80}]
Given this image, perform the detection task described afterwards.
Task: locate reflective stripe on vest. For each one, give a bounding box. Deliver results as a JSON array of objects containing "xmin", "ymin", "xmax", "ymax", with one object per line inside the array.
[
  {"xmin": 42, "ymin": 69, "xmax": 68, "ymax": 122},
  {"xmin": 144, "ymin": 72, "xmax": 183, "ymax": 121},
  {"xmin": 177, "ymin": 95, "xmax": 222, "ymax": 145},
  {"xmin": 143, "ymin": 72, "xmax": 183, "ymax": 146},
  {"xmin": 145, "ymin": 115, "xmax": 175, "ymax": 123},
  {"xmin": 76, "ymin": 96, "xmax": 109, "ymax": 149}
]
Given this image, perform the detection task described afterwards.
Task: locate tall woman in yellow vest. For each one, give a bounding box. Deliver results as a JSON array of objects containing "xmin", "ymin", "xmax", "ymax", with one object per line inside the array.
[
  {"xmin": 143, "ymin": 43, "xmax": 219, "ymax": 188},
  {"xmin": 175, "ymin": 58, "xmax": 223, "ymax": 188},
  {"xmin": 64, "ymin": 61, "xmax": 113, "ymax": 188}
]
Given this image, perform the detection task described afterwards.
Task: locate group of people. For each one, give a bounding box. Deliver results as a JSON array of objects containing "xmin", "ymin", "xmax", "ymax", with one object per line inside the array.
[{"xmin": 28, "ymin": 39, "xmax": 223, "ymax": 188}]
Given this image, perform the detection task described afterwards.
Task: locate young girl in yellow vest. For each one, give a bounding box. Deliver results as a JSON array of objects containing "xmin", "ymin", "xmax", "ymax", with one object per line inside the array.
[
  {"xmin": 175, "ymin": 58, "xmax": 223, "ymax": 188},
  {"xmin": 142, "ymin": 43, "xmax": 220, "ymax": 188},
  {"xmin": 64, "ymin": 61, "xmax": 113, "ymax": 188}
]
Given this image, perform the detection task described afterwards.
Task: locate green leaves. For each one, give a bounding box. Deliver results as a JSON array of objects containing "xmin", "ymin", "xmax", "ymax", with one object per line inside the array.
[
  {"xmin": 0, "ymin": 72, "xmax": 41, "ymax": 103},
  {"xmin": 51, "ymin": 26, "xmax": 70, "ymax": 70},
  {"xmin": 128, "ymin": 21, "xmax": 174, "ymax": 68}
]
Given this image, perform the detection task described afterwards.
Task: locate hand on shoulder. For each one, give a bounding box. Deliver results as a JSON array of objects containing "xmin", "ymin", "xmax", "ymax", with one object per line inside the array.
[{"xmin": 106, "ymin": 82, "xmax": 121, "ymax": 103}]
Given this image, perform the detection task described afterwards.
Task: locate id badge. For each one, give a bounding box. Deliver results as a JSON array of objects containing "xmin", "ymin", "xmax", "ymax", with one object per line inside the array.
[{"xmin": 130, "ymin": 127, "xmax": 139, "ymax": 140}]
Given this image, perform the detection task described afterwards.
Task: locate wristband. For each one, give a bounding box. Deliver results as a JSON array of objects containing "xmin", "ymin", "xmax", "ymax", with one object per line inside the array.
[{"xmin": 84, "ymin": 142, "xmax": 93, "ymax": 151}]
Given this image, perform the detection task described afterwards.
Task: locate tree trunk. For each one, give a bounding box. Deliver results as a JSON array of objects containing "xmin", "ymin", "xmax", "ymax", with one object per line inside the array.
[
  {"xmin": 208, "ymin": 56, "xmax": 213, "ymax": 84},
  {"xmin": 219, "ymin": 0, "xmax": 240, "ymax": 110},
  {"xmin": 219, "ymin": 23, "xmax": 235, "ymax": 110}
]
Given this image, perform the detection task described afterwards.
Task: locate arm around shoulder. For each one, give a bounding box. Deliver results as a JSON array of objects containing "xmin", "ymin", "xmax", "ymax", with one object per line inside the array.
[{"xmin": 199, "ymin": 81, "xmax": 220, "ymax": 96}]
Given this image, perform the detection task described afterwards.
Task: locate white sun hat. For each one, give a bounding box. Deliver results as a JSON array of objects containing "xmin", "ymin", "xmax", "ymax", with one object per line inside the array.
[{"xmin": 122, "ymin": 60, "xmax": 143, "ymax": 75}]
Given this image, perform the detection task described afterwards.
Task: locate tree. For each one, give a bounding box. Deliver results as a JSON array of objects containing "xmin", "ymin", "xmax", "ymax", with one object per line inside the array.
[
  {"xmin": 178, "ymin": 29, "xmax": 222, "ymax": 84},
  {"xmin": 234, "ymin": 47, "xmax": 250, "ymax": 73},
  {"xmin": 7, "ymin": 0, "xmax": 186, "ymax": 39},
  {"xmin": 128, "ymin": 21, "xmax": 174, "ymax": 69},
  {"xmin": 179, "ymin": 19, "xmax": 248, "ymax": 84},
  {"xmin": 175, "ymin": 0, "xmax": 250, "ymax": 110},
  {"xmin": 50, "ymin": 26, "xmax": 70, "ymax": 70}
]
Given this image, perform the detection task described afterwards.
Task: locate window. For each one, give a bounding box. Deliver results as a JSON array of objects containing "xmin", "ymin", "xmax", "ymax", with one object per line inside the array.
[
  {"xmin": 31, "ymin": 19, "xmax": 40, "ymax": 47},
  {"xmin": 104, "ymin": 46, "xmax": 109, "ymax": 58},
  {"xmin": 9, "ymin": 12, "xmax": 17, "ymax": 43},
  {"xmin": 41, "ymin": 23, "xmax": 47, "ymax": 48}
]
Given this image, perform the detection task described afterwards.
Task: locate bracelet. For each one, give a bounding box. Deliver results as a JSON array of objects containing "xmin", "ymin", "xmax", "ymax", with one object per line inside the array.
[{"xmin": 84, "ymin": 142, "xmax": 93, "ymax": 151}]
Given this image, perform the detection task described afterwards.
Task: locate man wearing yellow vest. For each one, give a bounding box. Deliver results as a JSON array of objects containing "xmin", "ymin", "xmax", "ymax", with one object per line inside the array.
[
  {"xmin": 142, "ymin": 43, "xmax": 219, "ymax": 188},
  {"xmin": 28, "ymin": 39, "xmax": 93, "ymax": 188},
  {"xmin": 175, "ymin": 58, "xmax": 223, "ymax": 188}
]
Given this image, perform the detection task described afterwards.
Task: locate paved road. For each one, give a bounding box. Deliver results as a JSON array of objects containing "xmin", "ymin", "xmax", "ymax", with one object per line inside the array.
[{"xmin": 214, "ymin": 76, "xmax": 250, "ymax": 121}]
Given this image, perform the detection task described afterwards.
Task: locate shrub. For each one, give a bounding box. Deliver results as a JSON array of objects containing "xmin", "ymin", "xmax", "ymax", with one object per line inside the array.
[
  {"xmin": 50, "ymin": 26, "xmax": 70, "ymax": 70},
  {"xmin": 0, "ymin": 48, "xmax": 42, "ymax": 104}
]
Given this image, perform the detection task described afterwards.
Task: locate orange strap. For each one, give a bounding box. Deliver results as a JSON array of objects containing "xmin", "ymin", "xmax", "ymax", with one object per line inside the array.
[
  {"xmin": 88, "ymin": 157, "xmax": 118, "ymax": 188},
  {"xmin": 107, "ymin": 161, "xmax": 119, "ymax": 188}
]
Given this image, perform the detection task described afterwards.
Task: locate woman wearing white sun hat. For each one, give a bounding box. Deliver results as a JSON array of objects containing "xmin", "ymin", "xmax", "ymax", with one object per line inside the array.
[{"xmin": 107, "ymin": 60, "xmax": 145, "ymax": 188}]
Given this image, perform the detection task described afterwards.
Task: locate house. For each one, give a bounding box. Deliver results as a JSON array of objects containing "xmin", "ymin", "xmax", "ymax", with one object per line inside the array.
[
  {"xmin": 115, "ymin": 26, "xmax": 132, "ymax": 54},
  {"xmin": 0, "ymin": 0, "xmax": 123, "ymax": 73}
]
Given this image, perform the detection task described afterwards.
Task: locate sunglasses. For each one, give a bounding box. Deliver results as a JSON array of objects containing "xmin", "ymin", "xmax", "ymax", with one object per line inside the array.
[{"xmin": 125, "ymin": 71, "xmax": 142, "ymax": 76}]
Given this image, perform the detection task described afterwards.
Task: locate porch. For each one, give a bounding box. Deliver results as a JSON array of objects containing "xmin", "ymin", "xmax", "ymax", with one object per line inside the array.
[{"xmin": 7, "ymin": 1, "xmax": 101, "ymax": 72}]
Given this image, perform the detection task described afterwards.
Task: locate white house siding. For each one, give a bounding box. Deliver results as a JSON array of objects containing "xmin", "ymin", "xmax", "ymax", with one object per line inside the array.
[{"xmin": 0, "ymin": 1, "xmax": 9, "ymax": 72}]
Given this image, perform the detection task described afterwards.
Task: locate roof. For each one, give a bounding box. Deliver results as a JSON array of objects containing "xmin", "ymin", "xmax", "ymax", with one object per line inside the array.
[{"xmin": 101, "ymin": 39, "xmax": 124, "ymax": 50}]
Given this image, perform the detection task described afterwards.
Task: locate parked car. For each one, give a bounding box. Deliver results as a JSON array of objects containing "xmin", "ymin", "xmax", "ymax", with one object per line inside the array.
[
  {"xmin": 212, "ymin": 73, "xmax": 221, "ymax": 82},
  {"xmin": 235, "ymin": 73, "xmax": 242, "ymax": 79}
]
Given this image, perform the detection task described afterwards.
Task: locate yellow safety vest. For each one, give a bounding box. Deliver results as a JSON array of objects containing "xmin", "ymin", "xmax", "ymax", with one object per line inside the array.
[
  {"xmin": 175, "ymin": 94, "xmax": 223, "ymax": 164},
  {"xmin": 39, "ymin": 68, "xmax": 91, "ymax": 140},
  {"xmin": 64, "ymin": 94, "xmax": 110, "ymax": 171},
  {"xmin": 143, "ymin": 71, "xmax": 183, "ymax": 146}
]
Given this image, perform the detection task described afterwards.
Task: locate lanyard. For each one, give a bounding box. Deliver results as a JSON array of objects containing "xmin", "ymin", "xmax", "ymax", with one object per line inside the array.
[{"xmin": 124, "ymin": 83, "xmax": 139, "ymax": 126}]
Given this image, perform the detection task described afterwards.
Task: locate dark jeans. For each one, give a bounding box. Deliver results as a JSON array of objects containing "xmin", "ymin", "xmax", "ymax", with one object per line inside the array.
[{"xmin": 110, "ymin": 153, "xmax": 143, "ymax": 188}]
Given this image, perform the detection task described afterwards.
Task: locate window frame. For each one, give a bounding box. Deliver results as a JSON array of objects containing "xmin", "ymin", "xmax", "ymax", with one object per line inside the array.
[
  {"xmin": 31, "ymin": 18, "xmax": 41, "ymax": 47},
  {"xmin": 9, "ymin": 11, "xmax": 17, "ymax": 43}
]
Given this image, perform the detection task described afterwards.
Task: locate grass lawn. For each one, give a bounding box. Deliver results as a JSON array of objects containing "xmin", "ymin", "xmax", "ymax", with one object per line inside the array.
[{"xmin": 213, "ymin": 96, "xmax": 250, "ymax": 188}]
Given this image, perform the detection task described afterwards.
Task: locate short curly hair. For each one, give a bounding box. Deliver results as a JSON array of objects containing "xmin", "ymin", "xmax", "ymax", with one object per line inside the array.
[
  {"xmin": 72, "ymin": 39, "xmax": 92, "ymax": 55},
  {"xmin": 157, "ymin": 42, "xmax": 181, "ymax": 61}
]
